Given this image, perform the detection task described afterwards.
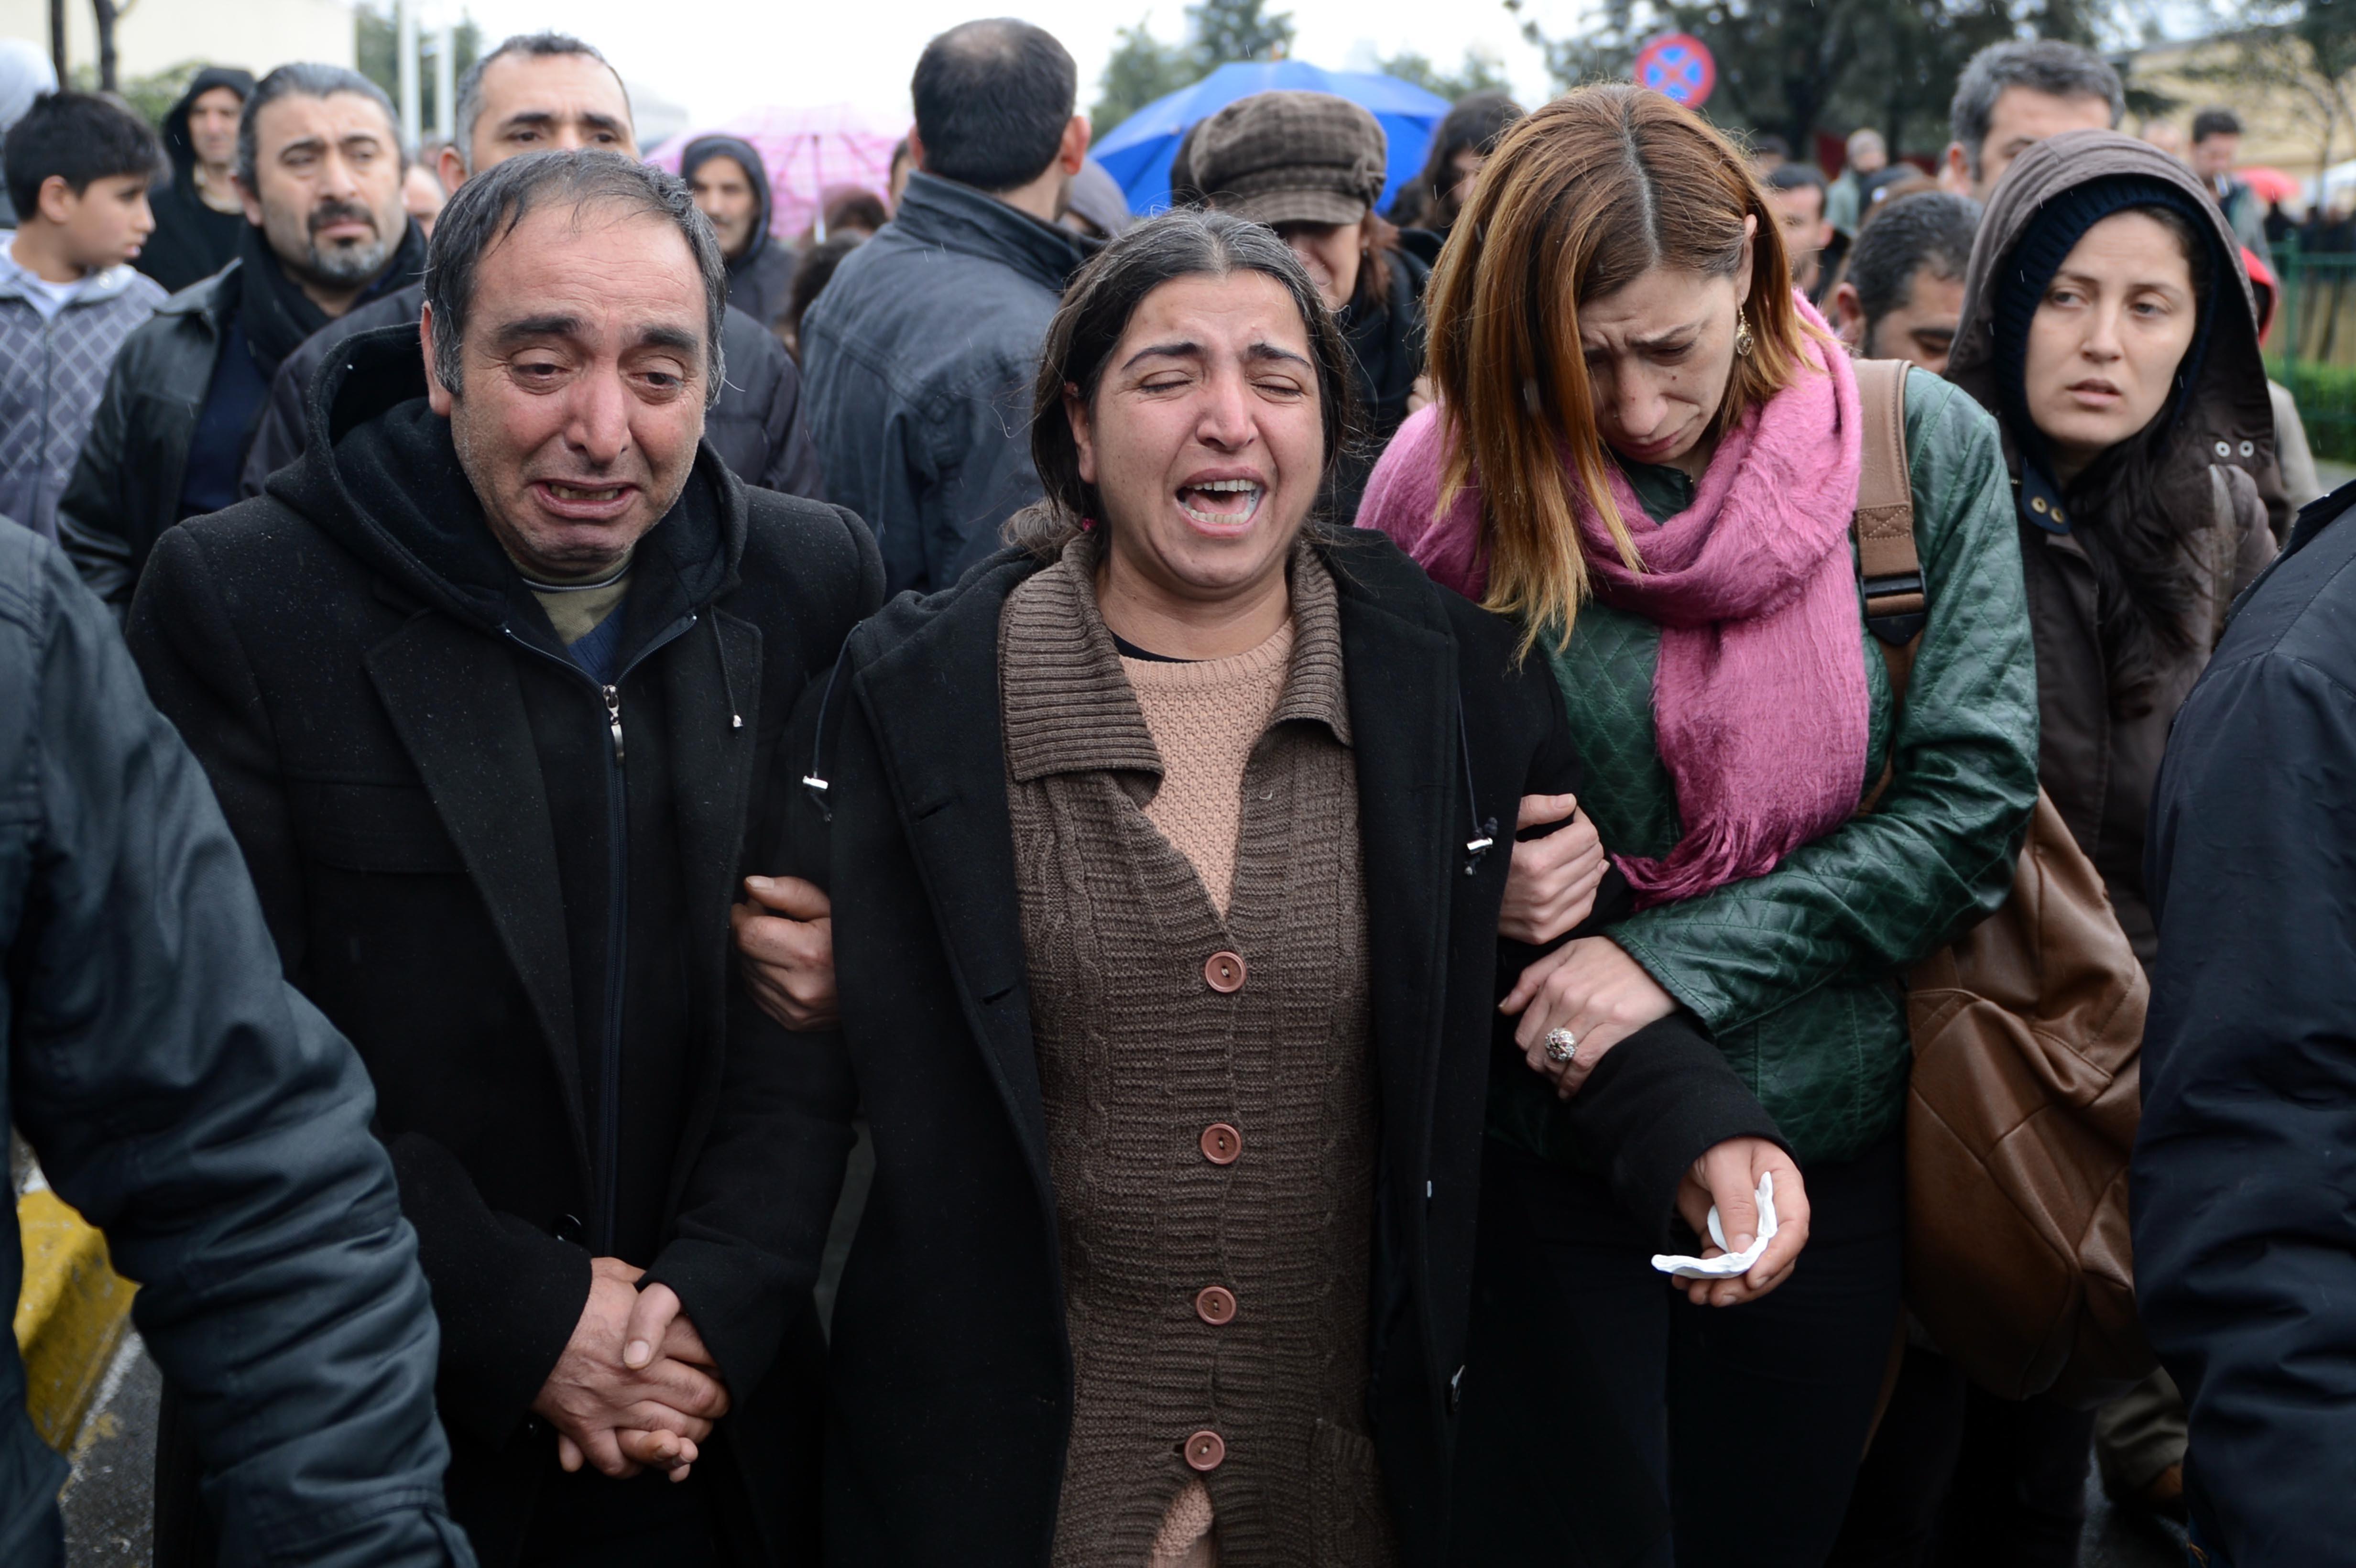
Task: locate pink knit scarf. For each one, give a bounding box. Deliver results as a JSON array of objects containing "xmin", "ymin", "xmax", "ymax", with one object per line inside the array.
[{"xmin": 1360, "ymin": 302, "xmax": 1868, "ymax": 907}]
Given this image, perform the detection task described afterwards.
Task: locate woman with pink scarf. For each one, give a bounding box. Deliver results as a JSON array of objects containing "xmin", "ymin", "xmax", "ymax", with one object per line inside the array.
[{"xmin": 1360, "ymin": 87, "xmax": 2038, "ymax": 1563}]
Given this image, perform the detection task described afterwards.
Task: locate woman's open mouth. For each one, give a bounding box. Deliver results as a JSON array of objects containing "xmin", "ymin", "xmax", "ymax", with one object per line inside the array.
[{"xmin": 1176, "ymin": 479, "xmax": 1264, "ymax": 529}]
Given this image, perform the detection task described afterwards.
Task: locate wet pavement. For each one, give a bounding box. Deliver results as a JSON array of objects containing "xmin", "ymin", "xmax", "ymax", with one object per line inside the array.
[
  {"xmin": 55, "ymin": 1316, "xmax": 2183, "ymax": 1567},
  {"xmin": 58, "ymin": 1332, "xmax": 156, "ymax": 1567}
]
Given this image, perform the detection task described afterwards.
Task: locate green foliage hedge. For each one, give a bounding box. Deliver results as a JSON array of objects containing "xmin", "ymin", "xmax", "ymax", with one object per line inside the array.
[{"xmin": 2274, "ymin": 359, "xmax": 2356, "ymax": 465}]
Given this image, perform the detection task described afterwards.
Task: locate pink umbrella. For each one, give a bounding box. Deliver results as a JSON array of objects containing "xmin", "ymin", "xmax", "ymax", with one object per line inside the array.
[
  {"xmin": 2241, "ymin": 165, "xmax": 2301, "ymax": 206},
  {"xmin": 649, "ymin": 103, "xmax": 909, "ymax": 240}
]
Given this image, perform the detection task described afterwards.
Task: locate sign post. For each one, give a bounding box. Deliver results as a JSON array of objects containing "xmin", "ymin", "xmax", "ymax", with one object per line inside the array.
[{"xmin": 1633, "ymin": 33, "xmax": 1717, "ymax": 110}]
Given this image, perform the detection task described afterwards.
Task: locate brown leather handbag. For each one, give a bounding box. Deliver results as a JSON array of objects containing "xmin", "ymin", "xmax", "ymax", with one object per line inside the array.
[{"xmin": 1851, "ymin": 359, "xmax": 2156, "ymax": 1406}]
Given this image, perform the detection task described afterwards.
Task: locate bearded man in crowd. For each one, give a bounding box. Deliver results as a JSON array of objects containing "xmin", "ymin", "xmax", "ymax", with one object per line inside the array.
[{"xmin": 56, "ymin": 63, "xmax": 421, "ymax": 606}]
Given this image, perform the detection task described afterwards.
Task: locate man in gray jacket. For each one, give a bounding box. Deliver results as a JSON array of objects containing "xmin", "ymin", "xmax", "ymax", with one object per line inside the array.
[
  {"xmin": 0, "ymin": 514, "xmax": 468, "ymax": 1566},
  {"xmin": 800, "ymin": 18, "xmax": 1093, "ymax": 594}
]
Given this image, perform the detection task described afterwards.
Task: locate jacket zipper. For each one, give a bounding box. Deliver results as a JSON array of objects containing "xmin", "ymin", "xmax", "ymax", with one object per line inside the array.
[
  {"xmin": 503, "ymin": 614, "xmax": 695, "ymax": 1256},
  {"xmin": 596, "ymin": 680, "xmax": 628, "ymax": 1257}
]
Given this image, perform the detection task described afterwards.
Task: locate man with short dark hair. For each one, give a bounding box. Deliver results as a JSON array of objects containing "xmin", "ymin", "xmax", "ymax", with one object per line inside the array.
[
  {"xmin": 1831, "ymin": 190, "xmax": 1981, "ymax": 376},
  {"xmin": 2191, "ymin": 106, "xmax": 2269, "ymax": 252},
  {"xmin": 240, "ymin": 32, "xmax": 820, "ymax": 503},
  {"xmin": 0, "ymin": 91, "xmax": 165, "ymax": 541},
  {"xmin": 801, "ymin": 16, "xmax": 1093, "ymax": 594},
  {"xmin": 1765, "ymin": 163, "xmax": 1833, "ymax": 298},
  {"xmin": 138, "ymin": 67, "xmax": 254, "ymax": 292},
  {"xmin": 131, "ymin": 148, "xmax": 882, "ymax": 1568},
  {"xmin": 684, "ymin": 136, "xmax": 795, "ymax": 329},
  {"xmin": 55, "ymin": 63, "xmax": 422, "ymax": 606},
  {"xmin": 1942, "ymin": 39, "xmax": 2122, "ymax": 201}
]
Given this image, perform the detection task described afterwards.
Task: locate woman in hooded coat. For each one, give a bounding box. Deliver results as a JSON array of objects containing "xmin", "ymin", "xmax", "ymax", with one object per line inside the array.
[{"xmin": 1829, "ymin": 129, "xmax": 2279, "ymax": 1566}]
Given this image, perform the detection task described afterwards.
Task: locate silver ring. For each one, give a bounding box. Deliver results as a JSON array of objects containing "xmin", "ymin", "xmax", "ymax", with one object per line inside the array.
[{"xmin": 1544, "ymin": 1027, "xmax": 1579, "ymax": 1065}]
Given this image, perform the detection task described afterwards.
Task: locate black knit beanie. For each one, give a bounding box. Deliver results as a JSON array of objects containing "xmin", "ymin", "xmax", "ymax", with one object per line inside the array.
[{"xmin": 1991, "ymin": 174, "xmax": 2229, "ymax": 533}]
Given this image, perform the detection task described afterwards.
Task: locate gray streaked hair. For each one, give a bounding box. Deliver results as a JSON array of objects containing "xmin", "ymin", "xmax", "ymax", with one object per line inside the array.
[
  {"xmin": 1949, "ymin": 40, "xmax": 2124, "ymax": 178},
  {"xmin": 452, "ymin": 32, "xmax": 629, "ymax": 170},
  {"xmin": 236, "ymin": 63, "xmax": 402, "ymax": 189},
  {"xmin": 423, "ymin": 149, "xmax": 726, "ymax": 408}
]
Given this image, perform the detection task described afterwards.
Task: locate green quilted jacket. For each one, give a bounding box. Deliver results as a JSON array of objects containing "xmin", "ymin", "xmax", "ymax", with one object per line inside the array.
[{"xmin": 1494, "ymin": 368, "xmax": 2040, "ymax": 1166}]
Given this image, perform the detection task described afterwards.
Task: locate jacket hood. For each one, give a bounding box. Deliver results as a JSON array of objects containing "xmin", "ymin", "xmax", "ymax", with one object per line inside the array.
[
  {"xmin": 1949, "ymin": 130, "xmax": 2274, "ymax": 509},
  {"xmin": 164, "ymin": 67, "xmax": 256, "ymax": 176},
  {"xmin": 682, "ymin": 135, "xmax": 777, "ymax": 271},
  {"xmin": 264, "ymin": 321, "xmax": 749, "ymax": 639}
]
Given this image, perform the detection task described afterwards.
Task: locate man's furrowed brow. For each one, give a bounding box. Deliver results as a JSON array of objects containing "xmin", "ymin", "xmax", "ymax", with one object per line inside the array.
[
  {"xmin": 493, "ymin": 314, "xmax": 587, "ymax": 345},
  {"xmin": 637, "ymin": 324, "xmax": 702, "ymax": 357}
]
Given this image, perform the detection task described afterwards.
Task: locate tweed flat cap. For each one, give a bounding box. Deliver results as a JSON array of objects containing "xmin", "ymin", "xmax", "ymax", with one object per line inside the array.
[{"xmin": 1188, "ymin": 90, "xmax": 1388, "ymax": 227}]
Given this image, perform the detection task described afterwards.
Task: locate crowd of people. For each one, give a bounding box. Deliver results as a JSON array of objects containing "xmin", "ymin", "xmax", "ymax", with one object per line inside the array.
[{"xmin": 0, "ymin": 15, "xmax": 2348, "ymax": 1568}]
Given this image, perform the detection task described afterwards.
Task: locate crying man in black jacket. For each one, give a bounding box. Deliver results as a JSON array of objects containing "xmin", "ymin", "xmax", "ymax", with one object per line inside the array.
[{"xmin": 127, "ymin": 149, "xmax": 881, "ymax": 1568}]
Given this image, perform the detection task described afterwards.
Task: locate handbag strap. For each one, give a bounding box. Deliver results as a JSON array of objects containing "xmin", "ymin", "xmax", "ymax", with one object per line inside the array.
[
  {"xmin": 1852, "ymin": 358, "xmax": 1921, "ymax": 699},
  {"xmin": 1851, "ymin": 360, "xmax": 1916, "ymax": 811}
]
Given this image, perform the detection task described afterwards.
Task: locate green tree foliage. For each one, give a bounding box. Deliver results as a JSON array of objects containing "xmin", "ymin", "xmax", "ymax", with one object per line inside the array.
[
  {"xmin": 1506, "ymin": 0, "xmax": 2112, "ymax": 157},
  {"xmin": 354, "ymin": 2, "xmax": 482, "ymax": 146},
  {"xmin": 1378, "ymin": 47, "xmax": 1514, "ymax": 102},
  {"xmin": 1191, "ymin": 0, "xmax": 1296, "ymax": 66},
  {"xmin": 70, "ymin": 57, "xmax": 190, "ymax": 125},
  {"xmin": 1091, "ymin": 0, "xmax": 1298, "ymax": 138},
  {"xmin": 1092, "ymin": 21, "xmax": 1199, "ymax": 137}
]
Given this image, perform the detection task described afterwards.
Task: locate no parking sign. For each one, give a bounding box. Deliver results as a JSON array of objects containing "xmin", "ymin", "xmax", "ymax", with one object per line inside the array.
[{"xmin": 1634, "ymin": 33, "xmax": 1716, "ymax": 109}]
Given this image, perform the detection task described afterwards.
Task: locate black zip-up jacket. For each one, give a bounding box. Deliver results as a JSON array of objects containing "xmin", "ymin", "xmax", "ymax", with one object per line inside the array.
[
  {"xmin": 0, "ymin": 519, "xmax": 468, "ymax": 1567},
  {"xmin": 2136, "ymin": 482, "xmax": 2356, "ymax": 1565},
  {"xmin": 769, "ymin": 525, "xmax": 1785, "ymax": 1564},
  {"xmin": 126, "ymin": 326, "xmax": 883, "ymax": 1564},
  {"xmin": 51, "ymin": 262, "xmax": 238, "ymax": 606}
]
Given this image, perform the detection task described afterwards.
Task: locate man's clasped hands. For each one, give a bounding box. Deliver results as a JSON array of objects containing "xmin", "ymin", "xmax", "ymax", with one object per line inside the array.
[{"xmin": 532, "ymin": 1260, "xmax": 730, "ymax": 1481}]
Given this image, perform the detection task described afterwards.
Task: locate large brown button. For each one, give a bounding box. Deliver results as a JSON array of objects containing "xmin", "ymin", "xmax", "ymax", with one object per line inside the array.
[
  {"xmin": 1203, "ymin": 951, "xmax": 1247, "ymax": 993},
  {"xmin": 1200, "ymin": 1123, "xmax": 1242, "ymax": 1165},
  {"xmin": 1195, "ymin": 1285, "xmax": 1237, "ymax": 1325},
  {"xmin": 1184, "ymin": 1429, "xmax": 1227, "ymax": 1471}
]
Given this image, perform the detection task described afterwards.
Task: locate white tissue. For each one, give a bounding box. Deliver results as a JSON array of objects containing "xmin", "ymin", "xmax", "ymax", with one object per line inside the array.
[{"xmin": 1650, "ymin": 1171, "xmax": 1778, "ymax": 1280}]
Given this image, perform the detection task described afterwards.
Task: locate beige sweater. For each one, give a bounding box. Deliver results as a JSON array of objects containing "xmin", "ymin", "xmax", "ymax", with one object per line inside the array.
[{"xmin": 1120, "ymin": 621, "xmax": 1296, "ymax": 916}]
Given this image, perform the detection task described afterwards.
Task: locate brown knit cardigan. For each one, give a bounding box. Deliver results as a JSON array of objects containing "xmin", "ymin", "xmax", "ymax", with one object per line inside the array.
[{"xmin": 999, "ymin": 537, "xmax": 1396, "ymax": 1567}]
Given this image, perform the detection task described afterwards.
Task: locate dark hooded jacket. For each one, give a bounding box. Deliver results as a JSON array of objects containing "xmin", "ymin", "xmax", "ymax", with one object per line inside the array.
[
  {"xmin": 124, "ymin": 324, "xmax": 884, "ymax": 1566},
  {"xmin": 0, "ymin": 520, "xmax": 469, "ymax": 1568},
  {"xmin": 1331, "ymin": 246, "xmax": 1429, "ymax": 524},
  {"xmin": 1946, "ymin": 131, "xmax": 2278, "ymax": 966},
  {"xmin": 682, "ymin": 136, "xmax": 798, "ymax": 333},
  {"xmin": 2135, "ymin": 481, "xmax": 2356, "ymax": 1567},
  {"xmin": 137, "ymin": 68, "xmax": 255, "ymax": 295}
]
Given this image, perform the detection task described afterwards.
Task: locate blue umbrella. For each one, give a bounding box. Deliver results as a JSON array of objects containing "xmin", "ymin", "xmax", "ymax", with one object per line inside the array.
[{"xmin": 1094, "ymin": 60, "xmax": 1453, "ymax": 218}]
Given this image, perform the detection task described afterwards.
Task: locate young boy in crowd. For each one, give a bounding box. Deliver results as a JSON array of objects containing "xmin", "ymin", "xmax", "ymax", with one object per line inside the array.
[{"xmin": 0, "ymin": 91, "xmax": 165, "ymax": 542}]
